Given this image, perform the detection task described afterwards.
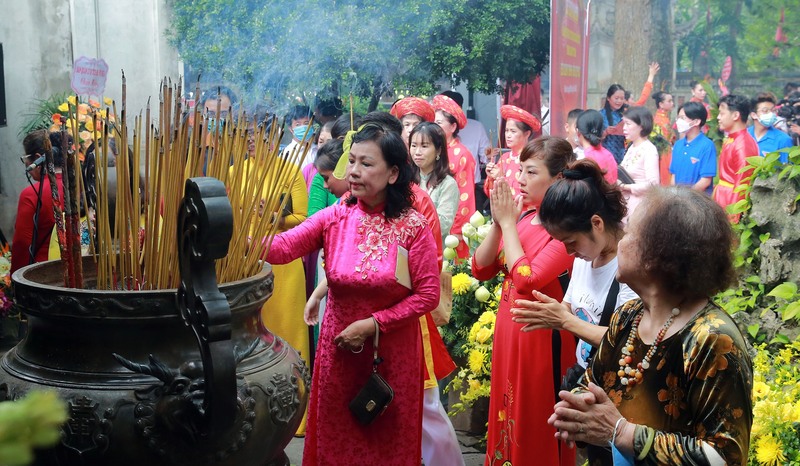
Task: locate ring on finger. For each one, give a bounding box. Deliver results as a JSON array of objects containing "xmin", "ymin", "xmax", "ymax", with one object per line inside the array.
[
  {"xmin": 578, "ymin": 423, "xmax": 585, "ymax": 434},
  {"xmin": 351, "ymin": 343, "xmax": 364, "ymax": 354}
]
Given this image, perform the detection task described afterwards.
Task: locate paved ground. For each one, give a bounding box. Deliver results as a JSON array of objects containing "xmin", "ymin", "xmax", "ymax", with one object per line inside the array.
[{"xmin": 285, "ymin": 431, "xmax": 486, "ymax": 465}]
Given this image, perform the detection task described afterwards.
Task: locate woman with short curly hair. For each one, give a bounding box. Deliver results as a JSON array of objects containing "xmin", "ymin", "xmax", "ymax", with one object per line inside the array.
[{"xmin": 548, "ymin": 187, "xmax": 752, "ymax": 466}]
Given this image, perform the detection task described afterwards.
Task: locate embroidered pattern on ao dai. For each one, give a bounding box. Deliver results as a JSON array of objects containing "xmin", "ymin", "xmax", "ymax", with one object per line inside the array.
[{"xmin": 267, "ymin": 200, "xmax": 440, "ymax": 466}]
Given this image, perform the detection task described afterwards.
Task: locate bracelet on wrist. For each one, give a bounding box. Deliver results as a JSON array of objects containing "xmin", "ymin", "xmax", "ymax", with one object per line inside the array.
[{"xmin": 610, "ymin": 417, "xmax": 626, "ymax": 447}]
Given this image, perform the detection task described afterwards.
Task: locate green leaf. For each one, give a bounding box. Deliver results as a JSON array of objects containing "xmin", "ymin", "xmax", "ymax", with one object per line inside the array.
[
  {"xmin": 745, "ymin": 275, "xmax": 761, "ymax": 284},
  {"xmin": 781, "ymin": 301, "xmax": 800, "ymax": 321},
  {"xmin": 747, "ymin": 324, "xmax": 759, "ymax": 339},
  {"xmin": 767, "ymin": 282, "xmax": 798, "ymax": 300},
  {"xmin": 769, "ymin": 334, "xmax": 790, "ymax": 345},
  {"xmin": 727, "ymin": 199, "xmax": 750, "ymax": 215},
  {"xmin": 744, "ymin": 156, "xmax": 763, "ymax": 169}
]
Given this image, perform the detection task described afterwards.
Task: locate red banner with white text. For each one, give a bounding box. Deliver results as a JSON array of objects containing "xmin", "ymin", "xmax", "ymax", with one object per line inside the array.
[{"xmin": 550, "ymin": 0, "xmax": 589, "ymax": 137}]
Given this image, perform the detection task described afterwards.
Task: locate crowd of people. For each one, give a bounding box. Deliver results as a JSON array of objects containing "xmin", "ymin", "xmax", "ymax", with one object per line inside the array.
[{"xmin": 10, "ymin": 73, "xmax": 799, "ymax": 465}]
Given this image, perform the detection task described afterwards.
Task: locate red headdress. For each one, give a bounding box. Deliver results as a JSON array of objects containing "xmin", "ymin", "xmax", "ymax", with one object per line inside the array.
[
  {"xmin": 432, "ymin": 94, "xmax": 467, "ymax": 130},
  {"xmin": 390, "ymin": 97, "xmax": 435, "ymax": 123},
  {"xmin": 500, "ymin": 105, "xmax": 541, "ymax": 132}
]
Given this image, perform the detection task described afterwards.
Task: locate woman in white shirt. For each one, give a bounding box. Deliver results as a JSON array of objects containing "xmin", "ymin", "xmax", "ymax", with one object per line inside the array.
[
  {"xmin": 618, "ymin": 106, "xmax": 660, "ymax": 221},
  {"xmin": 409, "ymin": 122, "xmax": 459, "ymax": 240},
  {"xmin": 510, "ymin": 158, "xmax": 637, "ymax": 369}
]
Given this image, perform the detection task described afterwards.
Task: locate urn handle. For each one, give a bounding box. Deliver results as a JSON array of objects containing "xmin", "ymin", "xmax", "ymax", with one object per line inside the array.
[{"xmin": 175, "ymin": 177, "xmax": 236, "ymax": 437}]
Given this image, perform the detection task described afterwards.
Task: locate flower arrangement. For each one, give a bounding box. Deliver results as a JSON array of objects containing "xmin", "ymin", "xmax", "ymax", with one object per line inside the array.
[
  {"xmin": 749, "ymin": 341, "xmax": 800, "ymax": 465},
  {"xmin": 0, "ymin": 243, "xmax": 12, "ymax": 318},
  {"xmin": 440, "ymin": 212, "xmax": 504, "ymax": 413},
  {"xmin": 49, "ymin": 95, "xmax": 116, "ymax": 159},
  {"xmin": 447, "ymin": 285, "xmax": 502, "ymax": 412},
  {"xmin": 18, "ymin": 93, "xmax": 115, "ymax": 153}
]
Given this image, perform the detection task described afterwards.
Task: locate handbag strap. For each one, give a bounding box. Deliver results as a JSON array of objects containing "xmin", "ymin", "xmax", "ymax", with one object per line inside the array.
[
  {"xmin": 598, "ymin": 279, "xmax": 620, "ymax": 328},
  {"xmin": 587, "ymin": 279, "xmax": 620, "ymax": 362},
  {"xmin": 372, "ymin": 318, "xmax": 383, "ymax": 372}
]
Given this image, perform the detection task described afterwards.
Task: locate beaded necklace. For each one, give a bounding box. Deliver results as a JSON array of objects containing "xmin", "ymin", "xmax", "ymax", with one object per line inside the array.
[{"xmin": 617, "ymin": 307, "xmax": 680, "ymax": 387}]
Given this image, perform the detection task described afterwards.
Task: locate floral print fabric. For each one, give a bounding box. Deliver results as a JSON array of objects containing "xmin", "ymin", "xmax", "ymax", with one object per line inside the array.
[{"xmin": 586, "ymin": 299, "xmax": 753, "ymax": 465}]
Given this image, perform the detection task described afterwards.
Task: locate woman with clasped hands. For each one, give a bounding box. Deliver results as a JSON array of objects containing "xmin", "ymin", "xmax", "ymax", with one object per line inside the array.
[
  {"xmin": 547, "ymin": 187, "xmax": 753, "ymax": 465},
  {"xmin": 266, "ymin": 124, "xmax": 440, "ymax": 466}
]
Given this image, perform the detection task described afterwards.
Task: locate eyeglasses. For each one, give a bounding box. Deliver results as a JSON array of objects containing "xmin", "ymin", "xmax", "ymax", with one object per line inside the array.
[
  {"xmin": 204, "ymin": 109, "xmax": 230, "ymax": 120},
  {"xmin": 20, "ymin": 154, "xmax": 36, "ymax": 166}
]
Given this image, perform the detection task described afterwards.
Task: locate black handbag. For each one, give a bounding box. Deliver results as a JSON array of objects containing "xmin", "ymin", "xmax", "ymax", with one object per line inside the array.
[{"xmin": 349, "ymin": 319, "xmax": 394, "ymax": 425}]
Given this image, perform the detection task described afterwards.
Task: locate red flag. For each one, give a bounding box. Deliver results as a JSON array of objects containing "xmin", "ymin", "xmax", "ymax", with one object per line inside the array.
[
  {"xmin": 775, "ymin": 8, "xmax": 788, "ymax": 43},
  {"xmin": 720, "ymin": 56, "xmax": 732, "ymax": 82}
]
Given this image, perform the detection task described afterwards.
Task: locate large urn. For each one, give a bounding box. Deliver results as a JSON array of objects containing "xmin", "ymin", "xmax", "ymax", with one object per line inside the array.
[{"xmin": 0, "ymin": 178, "xmax": 308, "ymax": 466}]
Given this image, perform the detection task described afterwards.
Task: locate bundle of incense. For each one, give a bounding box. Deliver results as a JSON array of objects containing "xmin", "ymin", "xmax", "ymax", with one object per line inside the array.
[
  {"xmin": 42, "ymin": 134, "xmax": 68, "ymax": 284},
  {"xmin": 83, "ymin": 77, "xmax": 310, "ymax": 291},
  {"xmin": 496, "ymin": 116, "xmax": 502, "ymax": 163}
]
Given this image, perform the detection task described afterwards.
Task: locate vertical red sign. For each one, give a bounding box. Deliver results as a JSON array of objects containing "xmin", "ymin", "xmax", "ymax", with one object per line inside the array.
[{"xmin": 550, "ymin": 0, "xmax": 588, "ymax": 137}]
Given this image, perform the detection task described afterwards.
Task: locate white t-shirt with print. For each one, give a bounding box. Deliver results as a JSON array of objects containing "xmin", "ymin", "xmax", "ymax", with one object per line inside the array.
[{"xmin": 564, "ymin": 257, "xmax": 638, "ymax": 368}]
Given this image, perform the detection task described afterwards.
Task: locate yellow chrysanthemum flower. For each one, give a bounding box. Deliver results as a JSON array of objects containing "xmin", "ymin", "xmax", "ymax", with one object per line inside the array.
[
  {"xmin": 467, "ymin": 322, "xmax": 481, "ymax": 343},
  {"xmin": 452, "ymin": 273, "xmax": 472, "ymax": 295},
  {"xmin": 516, "ymin": 265, "xmax": 531, "ymax": 277},
  {"xmin": 753, "ymin": 381, "xmax": 770, "ymax": 399},
  {"xmin": 475, "ymin": 327, "xmax": 492, "ymax": 344},
  {"xmin": 67, "ymin": 95, "xmax": 77, "ymax": 105},
  {"xmin": 468, "ymin": 349, "xmax": 486, "ymax": 375},
  {"xmin": 57, "ymin": 102, "xmax": 69, "ymax": 112},
  {"xmin": 755, "ymin": 434, "xmax": 786, "ymax": 466},
  {"xmin": 478, "ymin": 311, "xmax": 496, "ymax": 326},
  {"xmin": 792, "ymin": 401, "xmax": 800, "ymax": 423},
  {"xmin": 104, "ymin": 97, "xmax": 113, "ymax": 106}
]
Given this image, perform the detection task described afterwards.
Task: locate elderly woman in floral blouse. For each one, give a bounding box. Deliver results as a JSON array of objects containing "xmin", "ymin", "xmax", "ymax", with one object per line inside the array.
[{"xmin": 549, "ymin": 187, "xmax": 753, "ymax": 465}]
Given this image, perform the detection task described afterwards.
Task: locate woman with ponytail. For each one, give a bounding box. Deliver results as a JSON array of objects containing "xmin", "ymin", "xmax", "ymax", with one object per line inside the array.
[
  {"xmin": 575, "ymin": 110, "xmax": 618, "ymax": 184},
  {"xmin": 511, "ymin": 159, "xmax": 637, "ymax": 371}
]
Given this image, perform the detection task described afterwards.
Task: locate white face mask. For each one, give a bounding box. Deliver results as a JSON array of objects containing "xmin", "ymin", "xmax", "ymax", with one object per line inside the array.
[
  {"xmin": 676, "ymin": 118, "xmax": 693, "ymax": 134},
  {"xmin": 758, "ymin": 112, "xmax": 777, "ymax": 128}
]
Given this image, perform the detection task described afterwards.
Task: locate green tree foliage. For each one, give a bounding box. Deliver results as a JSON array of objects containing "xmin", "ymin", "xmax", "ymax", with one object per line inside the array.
[
  {"xmin": 739, "ymin": 0, "xmax": 800, "ymax": 80},
  {"xmin": 168, "ymin": 0, "xmax": 550, "ymax": 110},
  {"xmin": 426, "ymin": 0, "xmax": 550, "ymax": 94},
  {"xmin": 674, "ymin": 0, "xmax": 797, "ymax": 84}
]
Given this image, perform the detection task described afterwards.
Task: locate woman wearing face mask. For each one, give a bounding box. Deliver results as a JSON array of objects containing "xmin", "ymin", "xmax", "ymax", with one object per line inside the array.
[
  {"xmin": 747, "ymin": 92, "xmax": 794, "ymax": 164},
  {"xmin": 12, "ymin": 130, "xmax": 65, "ymax": 274},
  {"xmin": 600, "ymin": 84, "xmax": 628, "ymax": 163},
  {"xmin": 409, "ymin": 122, "xmax": 459, "ymax": 238},
  {"xmin": 669, "ymin": 102, "xmax": 717, "ymax": 194},
  {"xmin": 473, "ymin": 136, "xmax": 577, "ymax": 466},
  {"xmin": 575, "ymin": 110, "xmax": 618, "ymax": 184},
  {"xmin": 484, "ymin": 105, "xmax": 541, "ymax": 198},
  {"xmin": 618, "ymin": 107, "xmax": 659, "ymax": 221}
]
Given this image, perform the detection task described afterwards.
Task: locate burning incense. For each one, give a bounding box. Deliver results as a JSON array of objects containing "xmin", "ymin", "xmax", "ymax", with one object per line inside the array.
[{"xmin": 77, "ymin": 78, "xmax": 307, "ymax": 290}]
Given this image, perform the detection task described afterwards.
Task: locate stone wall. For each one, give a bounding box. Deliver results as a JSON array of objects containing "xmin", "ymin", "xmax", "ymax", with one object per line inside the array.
[
  {"xmin": 0, "ymin": 0, "xmax": 180, "ymax": 240},
  {"xmin": 749, "ymin": 174, "xmax": 800, "ymax": 287}
]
